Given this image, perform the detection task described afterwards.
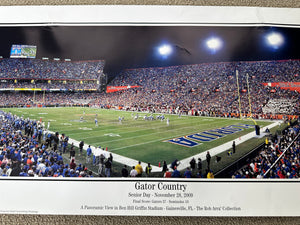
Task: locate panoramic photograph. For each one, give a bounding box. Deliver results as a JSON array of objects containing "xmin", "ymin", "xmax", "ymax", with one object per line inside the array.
[{"xmin": 0, "ymin": 25, "xmax": 299, "ymax": 179}]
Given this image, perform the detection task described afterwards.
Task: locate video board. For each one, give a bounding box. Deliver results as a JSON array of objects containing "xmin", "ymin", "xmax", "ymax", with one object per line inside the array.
[{"xmin": 10, "ymin": 45, "xmax": 37, "ymax": 58}]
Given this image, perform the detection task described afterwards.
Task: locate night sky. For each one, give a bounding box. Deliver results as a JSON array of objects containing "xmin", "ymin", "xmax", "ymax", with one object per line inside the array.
[{"xmin": 0, "ymin": 26, "xmax": 299, "ymax": 78}]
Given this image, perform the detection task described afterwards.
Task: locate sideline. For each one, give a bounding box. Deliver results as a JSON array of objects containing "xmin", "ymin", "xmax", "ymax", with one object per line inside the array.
[
  {"xmin": 48, "ymin": 131, "xmax": 161, "ymax": 172},
  {"xmin": 173, "ymin": 120, "xmax": 282, "ymax": 172},
  {"xmin": 50, "ymin": 120, "xmax": 281, "ymax": 173}
]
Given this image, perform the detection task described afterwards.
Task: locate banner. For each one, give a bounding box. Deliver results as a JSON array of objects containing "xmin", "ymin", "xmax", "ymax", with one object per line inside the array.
[
  {"xmin": 262, "ymin": 82, "xmax": 300, "ymax": 92},
  {"xmin": 106, "ymin": 85, "xmax": 141, "ymax": 93}
]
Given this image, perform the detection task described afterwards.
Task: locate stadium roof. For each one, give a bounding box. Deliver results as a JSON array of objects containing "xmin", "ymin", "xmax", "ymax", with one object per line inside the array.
[{"xmin": 0, "ymin": 26, "xmax": 299, "ymax": 77}]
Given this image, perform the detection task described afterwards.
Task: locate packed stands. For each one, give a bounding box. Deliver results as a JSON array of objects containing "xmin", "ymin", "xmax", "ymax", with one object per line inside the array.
[
  {"xmin": 0, "ymin": 58, "xmax": 105, "ymax": 90},
  {"xmin": 0, "ymin": 79, "xmax": 98, "ymax": 90},
  {"xmin": 0, "ymin": 58, "xmax": 299, "ymax": 118},
  {"xmin": 232, "ymin": 122, "xmax": 300, "ymax": 179},
  {"xmin": 262, "ymin": 99, "xmax": 298, "ymax": 115},
  {"xmin": 0, "ymin": 111, "xmax": 94, "ymax": 177},
  {"xmin": 0, "ymin": 92, "xmax": 99, "ymax": 107},
  {"xmin": 0, "ymin": 58, "xmax": 105, "ymax": 80},
  {"xmin": 92, "ymin": 59, "xmax": 300, "ymax": 118}
]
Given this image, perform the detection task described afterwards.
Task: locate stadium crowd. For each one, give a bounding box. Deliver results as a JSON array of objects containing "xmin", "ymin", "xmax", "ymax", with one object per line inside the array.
[
  {"xmin": 0, "ymin": 80, "xmax": 98, "ymax": 90},
  {"xmin": 0, "ymin": 59, "xmax": 299, "ymax": 118},
  {"xmin": 0, "ymin": 58, "xmax": 105, "ymax": 80},
  {"xmin": 0, "ymin": 111, "xmax": 94, "ymax": 177},
  {"xmin": 232, "ymin": 122, "xmax": 300, "ymax": 179},
  {"xmin": 92, "ymin": 59, "xmax": 300, "ymax": 117},
  {"xmin": 0, "ymin": 92, "xmax": 99, "ymax": 107}
]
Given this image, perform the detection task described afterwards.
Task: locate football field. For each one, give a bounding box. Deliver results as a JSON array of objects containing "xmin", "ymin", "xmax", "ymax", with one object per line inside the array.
[{"xmin": 1, "ymin": 107, "xmax": 274, "ymax": 167}]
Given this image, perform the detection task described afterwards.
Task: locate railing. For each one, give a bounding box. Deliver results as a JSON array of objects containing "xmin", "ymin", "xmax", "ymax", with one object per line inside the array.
[
  {"xmin": 215, "ymin": 120, "xmax": 299, "ymax": 178},
  {"xmin": 263, "ymin": 132, "xmax": 300, "ymax": 177}
]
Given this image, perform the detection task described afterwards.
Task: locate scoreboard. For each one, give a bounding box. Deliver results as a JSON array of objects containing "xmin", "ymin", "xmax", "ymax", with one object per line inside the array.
[{"xmin": 10, "ymin": 45, "xmax": 37, "ymax": 58}]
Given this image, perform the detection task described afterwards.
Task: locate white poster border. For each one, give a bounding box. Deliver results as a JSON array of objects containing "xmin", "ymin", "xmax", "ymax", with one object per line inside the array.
[
  {"xmin": 0, "ymin": 177, "xmax": 299, "ymax": 216},
  {"xmin": 0, "ymin": 5, "xmax": 299, "ymax": 27},
  {"xmin": 0, "ymin": 5, "xmax": 299, "ymax": 217}
]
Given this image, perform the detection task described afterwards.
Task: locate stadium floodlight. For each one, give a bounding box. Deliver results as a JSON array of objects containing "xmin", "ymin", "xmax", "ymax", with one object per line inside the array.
[
  {"xmin": 265, "ymin": 32, "xmax": 284, "ymax": 49},
  {"xmin": 158, "ymin": 44, "xmax": 172, "ymax": 56},
  {"xmin": 205, "ymin": 37, "xmax": 223, "ymax": 53}
]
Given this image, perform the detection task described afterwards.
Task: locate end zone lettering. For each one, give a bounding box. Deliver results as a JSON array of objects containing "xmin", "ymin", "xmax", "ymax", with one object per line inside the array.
[
  {"xmin": 164, "ymin": 124, "xmax": 255, "ymax": 147},
  {"xmin": 186, "ymin": 133, "xmax": 217, "ymax": 142},
  {"xmin": 165, "ymin": 137, "xmax": 200, "ymax": 147}
]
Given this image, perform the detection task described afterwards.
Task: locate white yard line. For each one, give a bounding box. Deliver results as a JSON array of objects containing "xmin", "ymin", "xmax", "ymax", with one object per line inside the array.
[
  {"xmin": 98, "ymin": 123, "xmax": 220, "ymax": 145},
  {"xmin": 48, "ymin": 131, "xmax": 161, "ymax": 171},
  {"xmin": 65, "ymin": 118, "xmax": 227, "ymax": 147},
  {"xmin": 58, "ymin": 115, "xmax": 208, "ymax": 138}
]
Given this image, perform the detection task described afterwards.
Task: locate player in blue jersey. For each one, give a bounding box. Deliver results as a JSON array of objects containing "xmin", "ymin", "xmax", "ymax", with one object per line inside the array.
[{"xmin": 86, "ymin": 145, "xmax": 92, "ymax": 164}]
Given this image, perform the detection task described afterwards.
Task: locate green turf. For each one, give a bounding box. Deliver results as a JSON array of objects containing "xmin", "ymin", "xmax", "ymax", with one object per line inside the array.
[{"xmin": 1, "ymin": 107, "xmax": 273, "ymax": 166}]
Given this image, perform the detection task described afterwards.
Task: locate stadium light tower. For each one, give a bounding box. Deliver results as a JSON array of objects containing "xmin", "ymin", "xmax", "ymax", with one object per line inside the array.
[
  {"xmin": 158, "ymin": 44, "xmax": 173, "ymax": 56},
  {"xmin": 205, "ymin": 37, "xmax": 223, "ymax": 54},
  {"xmin": 265, "ymin": 32, "xmax": 284, "ymax": 49}
]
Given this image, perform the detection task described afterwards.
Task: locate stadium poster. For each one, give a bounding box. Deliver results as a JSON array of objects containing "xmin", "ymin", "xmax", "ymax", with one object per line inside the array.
[{"xmin": 0, "ymin": 5, "xmax": 299, "ymax": 216}]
